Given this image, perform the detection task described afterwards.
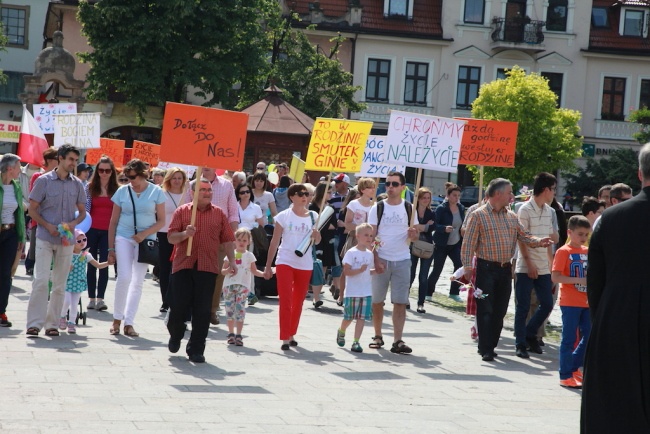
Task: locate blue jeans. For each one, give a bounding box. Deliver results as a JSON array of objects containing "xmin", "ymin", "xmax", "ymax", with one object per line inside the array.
[
  {"xmin": 475, "ymin": 259, "xmax": 513, "ymax": 355},
  {"xmin": 559, "ymin": 306, "xmax": 590, "ymax": 379},
  {"xmin": 411, "ymin": 253, "xmax": 434, "ymax": 305},
  {"xmin": 427, "ymin": 242, "xmax": 462, "ymax": 296},
  {"xmin": 514, "ymin": 273, "xmax": 553, "ymax": 347},
  {"xmin": 86, "ymin": 228, "xmax": 109, "ymax": 299}
]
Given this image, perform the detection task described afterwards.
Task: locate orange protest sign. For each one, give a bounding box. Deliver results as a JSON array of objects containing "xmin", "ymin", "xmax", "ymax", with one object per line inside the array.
[
  {"xmin": 160, "ymin": 102, "xmax": 248, "ymax": 171},
  {"xmin": 86, "ymin": 138, "xmax": 126, "ymax": 167},
  {"xmin": 458, "ymin": 118, "xmax": 518, "ymax": 168},
  {"xmin": 132, "ymin": 140, "xmax": 161, "ymax": 167}
]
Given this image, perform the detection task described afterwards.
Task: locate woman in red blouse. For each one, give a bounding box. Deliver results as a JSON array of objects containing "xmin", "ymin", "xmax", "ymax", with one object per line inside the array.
[{"xmin": 85, "ymin": 156, "xmax": 118, "ymax": 311}]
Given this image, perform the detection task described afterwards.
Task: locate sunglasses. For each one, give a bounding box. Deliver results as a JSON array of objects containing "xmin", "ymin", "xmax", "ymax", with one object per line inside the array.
[
  {"xmin": 614, "ymin": 197, "xmax": 629, "ymax": 202},
  {"xmin": 126, "ymin": 174, "xmax": 139, "ymax": 180},
  {"xmin": 118, "ymin": 178, "xmax": 129, "ymax": 183},
  {"xmin": 76, "ymin": 238, "xmax": 87, "ymax": 243},
  {"xmin": 256, "ymin": 167, "xmax": 264, "ymax": 170},
  {"xmin": 294, "ymin": 191, "xmax": 310, "ymax": 197},
  {"xmin": 97, "ymin": 168, "xmax": 112, "ymax": 174},
  {"xmin": 239, "ymin": 190, "xmax": 251, "ymax": 195},
  {"xmin": 385, "ymin": 181, "xmax": 402, "ymax": 188}
]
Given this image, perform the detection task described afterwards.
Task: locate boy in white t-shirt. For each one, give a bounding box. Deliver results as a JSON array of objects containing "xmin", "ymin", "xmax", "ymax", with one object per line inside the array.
[{"xmin": 336, "ymin": 223, "xmax": 376, "ymax": 353}]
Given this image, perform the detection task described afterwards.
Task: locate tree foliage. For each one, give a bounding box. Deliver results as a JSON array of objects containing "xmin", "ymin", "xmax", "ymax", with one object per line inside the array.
[
  {"xmin": 0, "ymin": 21, "xmax": 8, "ymax": 84},
  {"xmin": 563, "ymin": 148, "xmax": 641, "ymax": 202},
  {"xmin": 628, "ymin": 107, "xmax": 650, "ymax": 144},
  {"xmin": 469, "ymin": 66, "xmax": 583, "ymax": 186},
  {"xmin": 77, "ymin": 0, "xmax": 276, "ymax": 123},
  {"xmin": 236, "ymin": 18, "xmax": 365, "ymax": 119}
]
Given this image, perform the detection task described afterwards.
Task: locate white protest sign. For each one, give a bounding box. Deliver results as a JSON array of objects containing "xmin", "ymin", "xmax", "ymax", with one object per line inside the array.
[
  {"xmin": 384, "ymin": 111, "xmax": 466, "ymax": 173},
  {"xmin": 355, "ymin": 135, "xmax": 406, "ymax": 177},
  {"xmin": 156, "ymin": 161, "xmax": 197, "ymax": 179},
  {"xmin": 53, "ymin": 113, "xmax": 101, "ymax": 149},
  {"xmin": 33, "ymin": 103, "xmax": 77, "ymax": 134}
]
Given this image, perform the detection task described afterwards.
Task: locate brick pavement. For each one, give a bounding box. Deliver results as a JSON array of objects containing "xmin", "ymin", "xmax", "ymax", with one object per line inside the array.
[{"xmin": 0, "ymin": 259, "xmax": 580, "ymax": 433}]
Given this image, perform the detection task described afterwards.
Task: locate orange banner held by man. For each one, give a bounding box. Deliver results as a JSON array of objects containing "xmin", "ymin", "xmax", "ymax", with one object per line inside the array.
[
  {"xmin": 132, "ymin": 140, "xmax": 160, "ymax": 167},
  {"xmin": 86, "ymin": 138, "xmax": 126, "ymax": 167},
  {"xmin": 458, "ymin": 118, "xmax": 518, "ymax": 168},
  {"xmin": 160, "ymin": 102, "xmax": 248, "ymax": 171}
]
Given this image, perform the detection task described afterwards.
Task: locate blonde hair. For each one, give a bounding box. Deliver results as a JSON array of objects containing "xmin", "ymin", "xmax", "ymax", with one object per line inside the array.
[
  {"xmin": 355, "ymin": 222, "xmax": 373, "ymax": 235},
  {"xmin": 234, "ymin": 227, "xmax": 252, "ymax": 241},
  {"xmin": 356, "ymin": 177, "xmax": 376, "ymax": 191},
  {"xmin": 161, "ymin": 167, "xmax": 188, "ymax": 191}
]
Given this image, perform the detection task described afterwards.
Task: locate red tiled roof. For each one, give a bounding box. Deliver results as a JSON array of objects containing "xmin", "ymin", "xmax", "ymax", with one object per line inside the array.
[
  {"xmin": 289, "ymin": 0, "xmax": 443, "ymax": 38},
  {"xmin": 588, "ymin": 0, "xmax": 650, "ymax": 54},
  {"xmin": 241, "ymin": 87, "xmax": 314, "ymax": 135}
]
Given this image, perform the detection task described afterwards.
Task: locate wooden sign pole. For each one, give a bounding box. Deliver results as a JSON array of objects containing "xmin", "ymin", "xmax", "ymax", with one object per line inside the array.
[
  {"xmin": 186, "ymin": 166, "xmax": 203, "ymax": 256},
  {"xmin": 478, "ymin": 166, "xmax": 484, "ymax": 203}
]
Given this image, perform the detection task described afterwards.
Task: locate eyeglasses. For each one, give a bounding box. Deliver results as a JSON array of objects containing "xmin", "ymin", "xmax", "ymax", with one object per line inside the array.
[
  {"xmin": 199, "ymin": 188, "xmax": 213, "ymax": 193},
  {"xmin": 549, "ymin": 186, "xmax": 557, "ymax": 192},
  {"xmin": 385, "ymin": 181, "xmax": 402, "ymax": 188},
  {"xmin": 97, "ymin": 168, "xmax": 112, "ymax": 174},
  {"xmin": 294, "ymin": 191, "xmax": 310, "ymax": 197},
  {"xmin": 76, "ymin": 238, "xmax": 87, "ymax": 243},
  {"xmin": 239, "ymin": 190, "xmax": 251, "ymax": 195}
]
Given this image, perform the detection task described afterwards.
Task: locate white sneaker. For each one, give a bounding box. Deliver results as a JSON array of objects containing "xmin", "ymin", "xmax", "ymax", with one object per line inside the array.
[
  {"xmin": 87, "ymin": 300, "xmax": 96, "ymax": 309},
  {"xmin": 95, "ymin": 300, "xmax": 107, "ymax": 311}
]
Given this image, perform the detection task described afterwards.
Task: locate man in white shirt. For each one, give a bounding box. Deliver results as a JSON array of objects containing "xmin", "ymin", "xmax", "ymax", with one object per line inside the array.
[
  {"xmin": 368, "ymin": 171, "xmax": 418, "ymax": 354},
  {"xmin": 514, "ymin": 172, "xmax": 559, "ymax": 358}
]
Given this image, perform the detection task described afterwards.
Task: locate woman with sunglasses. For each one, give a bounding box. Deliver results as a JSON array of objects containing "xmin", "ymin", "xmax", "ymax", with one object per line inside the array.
[
  {"xmin": 158, "ymin": 167, "xmax": 188, "ymax": 313},
  {"xmin": 107, "ymin": 159, "xmax": 165, "ymax": 336},
  {"xmin": 264, "ymin": 184, "xmax": 321, "ymax": 350},
  {"xmin": 252, "ymin": 172, "xmax": 277, "ymax": 224},
  {"xmin": 84, "ymin": 156, "xmax": 119, "ymax": 312},
  {"xmin": 236, "ymin": 183, "xmax": 265, "ymax": 231}
]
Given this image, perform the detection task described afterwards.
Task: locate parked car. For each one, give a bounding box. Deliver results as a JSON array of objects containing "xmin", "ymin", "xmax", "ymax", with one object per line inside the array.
[{"xmin": 460, "ymin": 186, "xmax": 479, "ymax": 208}]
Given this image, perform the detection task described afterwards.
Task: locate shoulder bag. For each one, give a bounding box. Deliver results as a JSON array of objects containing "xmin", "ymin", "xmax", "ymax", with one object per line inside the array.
[
  {"xmin": 309, "ymin": 212, "xmax": 325, "ymax": 286},
  {"xmin": 128, "ymin": 186, "xmax": 160, "ymax": 266}
]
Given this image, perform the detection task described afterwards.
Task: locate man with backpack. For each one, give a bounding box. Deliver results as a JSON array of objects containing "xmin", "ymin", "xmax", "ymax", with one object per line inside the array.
[{"xmin": 367, "ymin": 171, "xmax": 419, "ymax": 353}]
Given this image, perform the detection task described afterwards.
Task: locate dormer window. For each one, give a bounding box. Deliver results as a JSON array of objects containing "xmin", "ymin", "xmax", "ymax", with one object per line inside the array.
[
  {"xmin": 384, "ymin": 0, "xmax": 413, "ymax": 20},
  {"xmin": 591, "ymin": 7, "xmax": 609, "ymax": 28},
  {"xmin": 620, "ymin": 8, "xmax": 647, "ymax": 37}
]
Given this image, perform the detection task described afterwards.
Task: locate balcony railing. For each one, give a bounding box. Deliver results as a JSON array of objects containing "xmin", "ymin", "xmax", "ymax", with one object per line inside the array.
[
  {"xmin": 595, "ymin": 119, "xmax": 642, "ymax": 141},
  {"xmin": 491, "ymin": 17, "xmax": 545, "ymax": 45},
  {"xmin": 359, "ymin": 102, "xmax": 435, "ymax": 124}
]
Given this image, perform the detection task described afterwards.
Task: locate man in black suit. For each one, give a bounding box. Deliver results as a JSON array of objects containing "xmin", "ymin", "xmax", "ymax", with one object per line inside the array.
[{"xmin": 581, "ymin": 143, "xmax": 650, "ymax": 433}]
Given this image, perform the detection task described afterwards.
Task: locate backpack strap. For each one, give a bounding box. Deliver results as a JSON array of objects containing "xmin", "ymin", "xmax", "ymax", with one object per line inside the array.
[{"xmin": 376, "ymin": 200, "xmax": 385, "ymax": 227}]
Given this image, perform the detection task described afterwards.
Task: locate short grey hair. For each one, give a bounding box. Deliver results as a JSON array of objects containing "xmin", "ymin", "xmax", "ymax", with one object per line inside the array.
[
  {"xmin": 639, "ymin": 142, "xmax": 650, "ymax": 180},
  {"xmin": 232, "ymin": 171, "xmax": 246, "ymax": 183},
  {"xmin": 191, "ymin": 178, "xmax": 211, "ymax": 191},
  {"xmin": 0, "ymin": 153, "xmax": 20, "ymax": 173},
  {"xmin": 486, "ymin": 178, "xmax": 512, "ymax": 197}
]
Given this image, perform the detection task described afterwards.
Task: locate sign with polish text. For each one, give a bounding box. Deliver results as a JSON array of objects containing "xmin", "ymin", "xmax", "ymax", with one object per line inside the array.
[
  {"xmin": 384, "ymin": 111, "xmax": 466, "ymax": 173},
  {"xmin": 0, "ymin": 120, "xmax": 21, "ymax": 142},
  {"xmin": 160, "ymin": 102, "xmax": 248, "ymax": 171},
  {"xmin": 132, "ymin": 140, "xmax": 161, "ymax": 167},
  {"xmin": 85, "ymin": 138, "xmax": 126, "ymax": 167},
  {"xmin": 33, "ymin": 103, "xmax": 77, "ymax": 134},
  {"xmin": 304, "ymin": 118, "xmax": 372, "ymax": 172},
  {"xmin": 355, "ymin": 135, "xmax": 406, "ymax": 177},
  {"xmin": 53, "ymin": 112, "xmax": 101, "ymax": 149},
  {"xmin": 457, "ymin": 118, "xmax": 518, "ymax": 168}
]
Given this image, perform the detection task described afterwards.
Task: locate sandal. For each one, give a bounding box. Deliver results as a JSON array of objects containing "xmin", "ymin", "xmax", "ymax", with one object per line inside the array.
[
  {"xmin": 26, "ymin": 327, "xmax": 40, "ymax": 336},
  {"xmin": 390, "ymin": 340, "xmax": 413, "ymax": 354},
  {"xmin": 109, "ymin": 322, "xmax": 121, "ymax": 335},
  {"xmin": 235, "ymin": 334, "xmax": 243, "ymax": 346},
  {"xmin": 45, "ymin": 328, "xmax": 60, "ymax": 337},
  {"xmin": 369, "ymin": 335, "xmax": 384, "ymax": 349},
  {"xmin": 123, "ymin": 325, "xmax": 139, "ymax": 337},
  {"xmin": 227, "ymin": 333, "xmax": 236, "ymax": 345}
]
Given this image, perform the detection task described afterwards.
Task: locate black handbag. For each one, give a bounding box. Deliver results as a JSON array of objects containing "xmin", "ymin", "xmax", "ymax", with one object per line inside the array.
[{"xmin": 128, "ymin": 186, "xmax": 160, "ymax": 266}]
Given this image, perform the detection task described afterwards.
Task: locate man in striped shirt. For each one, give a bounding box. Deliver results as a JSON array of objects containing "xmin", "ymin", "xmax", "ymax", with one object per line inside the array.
[{"xmin": 461, "ymin": 178, "xmax": 552, "ymax": 361}]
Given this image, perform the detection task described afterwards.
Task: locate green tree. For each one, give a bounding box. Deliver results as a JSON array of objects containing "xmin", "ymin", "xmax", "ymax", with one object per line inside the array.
[
  {"xmin": 77, "ymin": 0, "xmax": 277, "ymax": 123},
  {"xmin": 469, "ymin": 66, "xmax": 583, "ymax": 186},
  {"xmin": 563, "ymin": 148, "xmax": 641, "ymax": 202},
  {"xmin": 236, "ymin": 18, "xmax": 365, "ymax": 119},
  {"xmin": 628, "ymin": 107, "xmax": 650, "ymax": 144},
  {"xmin": 0, "ymin": 21, "xmax": 8, "ymax": 84}
]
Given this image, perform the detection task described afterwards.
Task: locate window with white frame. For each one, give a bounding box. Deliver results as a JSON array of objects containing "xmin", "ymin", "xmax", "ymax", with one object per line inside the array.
[
  {"xmin": 366, "ymin": 59, "xmax": 391, "ymax": 103},
  {"xmin": 546, "ymin": 0, "xmax": 568, "ymax": 32},
  {"xmin": 456, "ymin": 66, "xmax": 481, "ymax": 109},
  {"xmin": 601, "ymin": 77, "xmax": 626, "ymax": 121},
  {"xmin": 541, "ymin": 72, "xmax": 563, "ymax": 107},
  {"xmin": 620, "ymin": 9, "xmax": 647, "ymax": 37},
  {"xmin": 1, "ymin": 5, "xmax": 28, "ymax": 48},
  {"xmin": 464, "ymin": 0, "xmax": 485, "ymax": 24},
  {"xmin": 639, "ymin": 79, "xmax": 650, "ymax": 109},
  {"xmin": 404, "ymin": 62, "xmax": 428, "ymax": 106}
]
